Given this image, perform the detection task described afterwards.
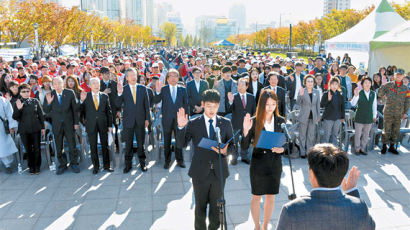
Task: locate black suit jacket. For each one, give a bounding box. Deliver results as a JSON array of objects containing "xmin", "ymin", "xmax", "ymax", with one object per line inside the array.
[
  {"xmin": 43, "ymin": 89, "xmax": 79, "ymax": 134},
  {"xmin": 227, "ymin": 93, "xmax": 256, "ymax": 131},
  {"xmin": 12, "ymin": 98, "xmax": 45, "ymax": 134},
  {"xmin": 80, "ymin": 92, "xmax": 113, "ymax": 133},
  {"xmin": 187, "ymin": 79, "xmax": 209, "ymax": 115},
  {"xmin": 264, "ymin": 86, "xmax": 286, "ymax": 117},
  {"xmin": 100, "ymin": 79, "xmax": 118, "ymax": 113},
  {"xmin": 278, "ymin": 75, "xmax": 287, "ymax": 89},
  {"xmin": 320, "ymin": 90, "xmax": 345, "ymax": 120},
  {"xmin": 116, "ymin": 84, "xmax": 151, "ymax": 129},
  {"xmin": 176, "ymin": 115, "xmax": 234, "ymax": 181},
  {"xmin": 247, "ymin": 81, "xmax": 263, "ymax": 104},
  {"xmin": 286, "ymin": 73, "xmax": 305, "ymax": 101},
  {"xmin": 153, "ymin": 84, "xmax": 188, "ymax": 132}
]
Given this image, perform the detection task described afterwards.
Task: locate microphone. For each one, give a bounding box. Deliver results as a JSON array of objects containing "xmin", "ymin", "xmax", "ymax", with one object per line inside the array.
[
  {"xmin": 215, "ymin": 127, "xmax": 222, "ymax": 144},
  {"xmin": 281, "ymin": 123, "xmax": 291, "ymax": 140}
]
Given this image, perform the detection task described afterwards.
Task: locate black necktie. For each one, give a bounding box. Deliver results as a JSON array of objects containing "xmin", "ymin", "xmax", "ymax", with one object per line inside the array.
[{"xmin": 209, "ymin": 119, "xmax": 215, "ymax": 140}]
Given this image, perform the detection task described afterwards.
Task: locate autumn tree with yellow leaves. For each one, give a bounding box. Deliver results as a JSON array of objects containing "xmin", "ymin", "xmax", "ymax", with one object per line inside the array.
[{"xmin": 0, "ymin": 0, "xmax": 154, "ymax": 53}]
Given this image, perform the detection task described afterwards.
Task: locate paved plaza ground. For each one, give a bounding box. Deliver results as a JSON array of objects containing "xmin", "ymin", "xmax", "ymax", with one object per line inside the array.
[{"xmin": 0, "ymin": 143, "xmax": 409, "ymax": 230}]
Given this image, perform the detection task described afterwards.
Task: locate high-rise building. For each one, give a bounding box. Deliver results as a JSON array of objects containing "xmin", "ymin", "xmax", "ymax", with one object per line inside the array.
[
  {"xmin": 195, "ymin": 15, "xmax": 219, "ymax": 36},
  {"xmin": 124, "ymin": 0, "xmax": 144, "ymax": 24},
  {"xmin": 228, "ymin": 4, "xmax": 246, "ymax": 34},
  {"xmin": 323, "ymin": 0, "xmax": 351, "ymax": 16},
  {"xmin": 167, "ymin": 11, "xmax": 184, "ymax": 35},
  {"xmin": 145, "ymin": 0, "xmax": 154, "ymax": 29},
  {"xmin": 153, "ymin": 2, "xmax": 173, "ymax": 35},
  {"xmin": 80, "ymin": 0, "xmax": 121, "ymax": 20},
  {"xmin": 214, "ymin": 17, "xmax": 237, "ymax": 40}
]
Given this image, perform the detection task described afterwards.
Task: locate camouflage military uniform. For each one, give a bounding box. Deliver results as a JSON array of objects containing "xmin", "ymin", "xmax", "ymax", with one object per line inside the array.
[{"xmin": 378, "ymin": 82, "xmax": 410, "ymax": 144}]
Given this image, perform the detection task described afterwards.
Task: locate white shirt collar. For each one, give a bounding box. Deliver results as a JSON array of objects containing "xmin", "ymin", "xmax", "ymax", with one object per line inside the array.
[
  {"xmin": 204, "ymin": 114, "xmax": 216, "ymax": 123},
  {"xmin": 311, "ymin": 187, "xmax": 341, "ymax": 192},
  {"xmin": 92, "ymin": 91, "xmax": 99, "ymax": 97}
]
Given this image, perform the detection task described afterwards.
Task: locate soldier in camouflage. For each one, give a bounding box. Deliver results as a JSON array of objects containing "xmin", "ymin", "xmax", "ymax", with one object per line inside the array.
[{"xmin": 377, "ymin": 68, "xmax": 410, "ymax": 154}]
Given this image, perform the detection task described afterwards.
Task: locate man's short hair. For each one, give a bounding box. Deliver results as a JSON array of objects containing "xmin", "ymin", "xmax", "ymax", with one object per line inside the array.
[
  {"xmin": 202, "ymin": 89, "xmax": 220, "ymax": 103},
  {"xmin": 307, "ymin": 144, "xmax": 349, "ymax": 188},
  {"xmin": 267, "ymin": 71, "xmax": 280, "ymax": 82},
  {"xmin": 100, "ymin": 67, "xmax": 110, "ymax": 76},
  {"xmin": 191, "ymin": 66, "xmax": 202, "ymax": 73},
  {"xmin": 19, "ymin": 83, "xmax": 31, "ymax": 91},
  {"xmin": 238, "ymin": 77, "xmax": 248, "ymax": 86},
  {"xmin": 340, "ymin": 64, "xmax": 348, "ymax": 70}
]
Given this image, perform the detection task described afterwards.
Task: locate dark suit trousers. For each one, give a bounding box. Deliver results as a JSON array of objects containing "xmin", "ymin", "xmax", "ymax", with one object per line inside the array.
[
  {"xmin": 20, "ymin": 132, "xmax": 41, "ymax": 169},
  {"xmin": 233, "ymin": 129, "xmax": 249, "ymax": 160},
  {"xmin": 87, "ymin": 126, "xmax": 110, "ymax": 170},
  {"xmin": 192, "ymin": 170, "xmax": 226, "ymax": 230},
  {"xmin": 123, "ymin": 123, "xmax": 146, "ymax": 167},
  {"xmin": 164, "ymin": 119, "xmax": 183, "ymax": 164},
  {"xmin": 54, "ymin": 125, "xmax": 78, "ymax": 167}
]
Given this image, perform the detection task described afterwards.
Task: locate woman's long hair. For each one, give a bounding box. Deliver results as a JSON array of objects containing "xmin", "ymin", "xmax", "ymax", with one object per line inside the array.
[
  {"xmin": 253, "ymin": 89, "xmax": 281, "ymax": 147},
  {"xmin": 64, "ymin": 75, "xmax": 83, "ymax": 96}
]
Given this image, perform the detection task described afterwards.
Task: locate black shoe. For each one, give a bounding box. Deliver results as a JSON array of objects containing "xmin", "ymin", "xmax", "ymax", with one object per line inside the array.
[
  {"xmin": 241, "ymin": 158, "xmax": 250, "ymax": 164},
  {"xmin": 231, "ymin": 158, "xmax": 238, "ymax": 165},
  {"xmin": 381, "ymin": 144, "xmax": 387, "ymax": 154},
  {"xmin": 56, "ymin": 166, "xmax": 67, "ymax": 175},
  {"xmin": 388, "ymin": 145, "xmax": 399, "ymax": 155},
  {"xmin": 35, "ymin": 167, "xmax": 40, "ymax": 175},
  {"xmin": 92, "ymin": 169, "xmax": 99, "ymax": 174},
  {"xmin": 164, "ymin": 162, "xmax": 170, "ymax": 169},
  {"xmin": 123, "ymin": 166, "xmax": 132, "ymax": 174},
  {"xmin": 177, "ymin": 161, "xmax": 186, "ymax": 168},
  {"xmin": 354, "ymin": 150, "xmax": 361, "ymax": 156},
  {"xmin": 29, "ymin": 168, "xmax": 35, "ymax": 175},
  {"xmin": 5, "ymin": 167, "xmax": 12, "ymax": 174},
  {"xmin": 140, "ymin": 163, "xmax": 148, "ymax": 172},
  {"xmin": 71, "ymin": 165, "xmax": 80, "ymax": 173},
  {"xmin": 360, "ymin": 150, "xmax": 368, "ymax": 155},
  {"xmin": 103, "ymin": 168, "xmax": 114, "ymax": 172},
  {"xmin": 300, "ymin": 155, "xmax": 306, "ymax": 159}
]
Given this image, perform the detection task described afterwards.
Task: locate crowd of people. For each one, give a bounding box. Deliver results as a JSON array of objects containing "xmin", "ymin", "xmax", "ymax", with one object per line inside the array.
[{"xmin": 0, "ymin": 47, "xmax": 407, "ymax": 230}]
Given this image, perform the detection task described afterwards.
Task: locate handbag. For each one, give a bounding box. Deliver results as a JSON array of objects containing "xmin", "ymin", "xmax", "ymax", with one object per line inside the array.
[{"xmin": 0, "ymin": 102, "xmax": 10, "ymax": 135}]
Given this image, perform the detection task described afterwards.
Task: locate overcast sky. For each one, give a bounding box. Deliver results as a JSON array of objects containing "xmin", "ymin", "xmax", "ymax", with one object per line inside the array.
[{"xmin": 62, "ymin": 0, "xmax": 407, "ymax": 34}]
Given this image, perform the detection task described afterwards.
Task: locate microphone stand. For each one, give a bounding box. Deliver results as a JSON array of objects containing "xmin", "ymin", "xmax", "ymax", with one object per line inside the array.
[
  {"xmin": 216, "ymin": 128, "xmax": 228, "ymax": 230},
  {"xmin": 283, "ymin": 126, "xmax": 297, "ymax": 200}
]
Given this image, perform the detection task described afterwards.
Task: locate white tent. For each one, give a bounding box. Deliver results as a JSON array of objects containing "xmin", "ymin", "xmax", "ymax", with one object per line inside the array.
[
  {"xmin": 369, "ymin": 21, "xmax": 410, "ymax": 75},
  {"xmin": 325, "ymin": 0, "xmax": 406, "ymax": 68}
]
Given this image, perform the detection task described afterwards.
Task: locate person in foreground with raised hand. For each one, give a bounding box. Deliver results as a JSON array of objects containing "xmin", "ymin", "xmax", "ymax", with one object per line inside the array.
[
  {"xmin": 176, "ymin": 89, "xmax": 234, "ymax": 230},
  {"xmin": 276, "ymin": 143, "xmax": 375, "ymax": 230}
]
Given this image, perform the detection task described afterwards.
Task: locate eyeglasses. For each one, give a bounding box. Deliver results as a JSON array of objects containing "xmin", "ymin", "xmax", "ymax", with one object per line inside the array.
[{"xmin": 20, "ymin": 90, "xmax": 30, "ymax": 93}]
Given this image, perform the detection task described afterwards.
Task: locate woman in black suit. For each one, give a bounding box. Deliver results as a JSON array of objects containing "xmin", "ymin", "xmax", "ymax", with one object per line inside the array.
[
  {"xmin": 247, "ymin": 68, "xmax": 263, "ymax": 106},
  {"xmin": 241, "ymin": 89, "xmax": 285, "ymax": 230},
  {"xmin": 12, "ymin": 83, "xmax": 45, "ymax": 174}
]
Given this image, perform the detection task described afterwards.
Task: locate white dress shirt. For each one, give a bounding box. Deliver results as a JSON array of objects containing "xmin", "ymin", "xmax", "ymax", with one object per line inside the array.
[
  {"xmin": 252, "ymin": 81, "xmax": 258, "ymax": 97},
  {"xmin": 195, "ymin": 80, "xmax": 201, "ymax": 93},
  {"xmin": 92, "ymin": 92, "xmax": 100, "ymax": 105},
  {"xmin": 204, "ymin": 114, "xmax": 217, "ymax": 138},
  {"xmin": 294, "ymin": 73, "xmax": 302, "ymax": 100},
  {"xmin": 264, "ymin": 116, "xmax": 275, "ymax": 132}
]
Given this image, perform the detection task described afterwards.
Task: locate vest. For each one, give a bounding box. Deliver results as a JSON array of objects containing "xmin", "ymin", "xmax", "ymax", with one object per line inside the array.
[{"xmin": 354, "ymin": 90, "xmax": 375, "ymax": 124}]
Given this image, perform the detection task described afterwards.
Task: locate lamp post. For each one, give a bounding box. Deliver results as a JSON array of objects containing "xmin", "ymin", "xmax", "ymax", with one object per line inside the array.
[
  {"xmin": 268, "ymin": 34, "xmax": 271, "ymax": 49},
  {"xmin": 90, "ymin": 30, "xmax": 94, "ymax": 51},
  {"xmin": 33, "ymin": 23, "xmax": 39, "ymax": 57}
]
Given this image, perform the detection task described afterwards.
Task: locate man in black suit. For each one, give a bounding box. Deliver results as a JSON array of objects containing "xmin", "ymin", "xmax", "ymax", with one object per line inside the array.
[
  {"xmin": 187, "ymin": 67, "xmax": 209, "ymax": 116},
  {"xmin": 271, "ymin": 63, "xmax": 287, "ymax": 89},
  {"xmin": 43, "ymin": 77, "xmax": 80, "ymax": 175},
  {"xmin": 264, "ymin": 72, "xmax": 287, "ymax": 117},
  {"xmin": 99, "ymin": 67, "xmax": 119, "ymax": 146},
  {"xmin": 153, "ymin": 69, "xmax": 189, "ymax": 169},
  {"xmin": 80, "ymin": 77, "xmax": 113, "ymax": 174},
  {"xmin": 116, "ymin": 68, "xmax": 151, "ymax": 173},
  {"xmin": 286, "ymin": 62, "xmax": 305, "ymax": 111},
  {"xmin": 227, "ymin": 78, "xmax": 256, "ymax": 165},
  {"xmin": 176, "ymin": 89, "xmax": 234, "ymax": 230}
]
